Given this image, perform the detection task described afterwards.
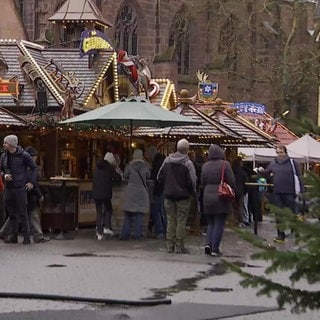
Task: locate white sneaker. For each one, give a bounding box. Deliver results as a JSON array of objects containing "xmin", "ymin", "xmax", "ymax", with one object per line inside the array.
[
  {"xmin": 103, "ymin": 228, "xmax": 114, "ymax": 236},
  {"xmin": 96, "ymin": 233, "xmax": 103, "ymax": 240}
]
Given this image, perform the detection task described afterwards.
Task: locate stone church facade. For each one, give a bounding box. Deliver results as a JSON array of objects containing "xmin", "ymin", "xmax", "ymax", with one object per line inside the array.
[{"xmin": 5, "ymin": 0, "xmax": 320, "ymax": 119}]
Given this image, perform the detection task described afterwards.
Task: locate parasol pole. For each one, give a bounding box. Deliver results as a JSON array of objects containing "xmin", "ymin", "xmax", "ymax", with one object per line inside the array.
[{"xmin": 130, "ymin": 119, "xmax": 133, "ymax": 149}]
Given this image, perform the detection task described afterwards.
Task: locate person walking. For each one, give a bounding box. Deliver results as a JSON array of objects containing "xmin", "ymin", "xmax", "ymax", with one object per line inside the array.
[
  {"xmin": 200, "ymin": 144, "xmax": 235, "ymax": 256},
  {"xmin": 231, "ymin": 157, "xmax": 249, "ymax": 227},
  {"xmin": 157, "ymin": 139, "xmax": 197, "ymax": 254},
  {"xmin": 0, "ymin": 135, "xmax": 37, "ymax": 244},
  {"xmin": 264, "ymin": 144, "xmax": 304, "ymax": 243},
  {"xmin": 120, "ymin": 148, "xmax": 150, "ymax": 240},
  {"xmin": 92, "ymin": 152, "xmax": 122, "ymax": 240}
]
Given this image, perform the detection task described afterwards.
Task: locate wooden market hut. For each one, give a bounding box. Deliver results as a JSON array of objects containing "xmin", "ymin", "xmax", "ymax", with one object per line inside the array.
[
  {"xmin": 0, "ymin": 36, "xmax": 178, "ymax": 230},
  {"xmin": 133, "ymin": 89, "xmax": 277, "ymax": 160}
]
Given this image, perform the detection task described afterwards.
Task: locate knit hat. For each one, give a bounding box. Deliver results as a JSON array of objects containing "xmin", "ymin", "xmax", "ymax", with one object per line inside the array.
[
  {"xmin": 4, "ymin": 135, "xmax": 18, "ymax": 148},
  {"xmin": 104, "ymin": 152, "xmax": 116, "ymax": 165},
  {"xmin": 25, "ymin": 146, "xmax": 38, "ymax": 156},
  {"xmin": 133, "ymin": 148, "xmax": 143, "ymax": 160},
  {"xmin": 177, "ymin": 138, "xmax": 189, "ymax": 153}
]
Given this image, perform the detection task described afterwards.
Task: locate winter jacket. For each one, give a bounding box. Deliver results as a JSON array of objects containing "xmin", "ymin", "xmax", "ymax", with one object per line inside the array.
[
  {"xmin": 150, "ymin": 152, "xmax": 166, "ymax": 197},
  {"xmin": 232, "ymin": 164, "xmax": 249, "ymax": 198},
  {"xmin": 0, "ymin": 146, "xmax": 37, "ymax": 189},
  {"xmin": 123, "ymin": 159, "xmax": 151, "ymax": 213},
  {"xmin": 27, "ymin": 166, "xmax": 42, "ymax": 211},
  {"xmin": 92, "ymin": 159, "xmax": 122, "ymax": 200},
  {"xmin": 200, "ymin": 144, "xmax": 235, "ymax": 215},
  {"xmin": 264, "ymin": 155, "xmax": 304, "ymax": 194},
  {"xmin": 157, "ymin": 152, "xmax": 197, "ymax": 201}
]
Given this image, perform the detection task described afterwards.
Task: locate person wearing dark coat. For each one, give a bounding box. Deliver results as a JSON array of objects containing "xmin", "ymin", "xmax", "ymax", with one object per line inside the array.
[
  {"xmin": 0, "ymin": 135, "xmax": 37, "ymax": 245},
  {"xmin": 264, "ymin": 144, "xmax": 304, "ymax": 243},
  {"xmin": 92, "ymin": 152, "xmax": 122, "ymax": 240},
  {"xmin": 149, "ymin": 151, "xmax": 166, "ymax": 238},
  {"xmin": 200, "ymin": 144, "xmax": 235, "ymax": 256},
  {"xmin": 232, "ymin": 157, "xmax": 249, "ymax": 227}
]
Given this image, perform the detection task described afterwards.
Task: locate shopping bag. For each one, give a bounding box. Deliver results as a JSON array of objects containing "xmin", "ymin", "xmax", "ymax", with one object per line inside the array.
[{"xmin": 294, "ymin": 174, "xmax": 301, "ymax": 195}]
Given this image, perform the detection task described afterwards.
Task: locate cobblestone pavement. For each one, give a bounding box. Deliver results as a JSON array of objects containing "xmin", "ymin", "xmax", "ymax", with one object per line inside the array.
[{"xmin": 0, "ymin": 214, "xmax": 319, "ymax": 319}]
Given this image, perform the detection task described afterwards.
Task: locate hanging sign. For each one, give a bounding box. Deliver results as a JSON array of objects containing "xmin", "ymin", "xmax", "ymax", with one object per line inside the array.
[
  {"xmin": 79, "ymin": 29, "xmax": 113, "ymax": 57},
  {"xmin": 0, "ymin": 79, "xmax": 19, "ymax": 96},
  {"xmin": 231, "ymin": 102, "xmax": 265, "ymax": 115}
]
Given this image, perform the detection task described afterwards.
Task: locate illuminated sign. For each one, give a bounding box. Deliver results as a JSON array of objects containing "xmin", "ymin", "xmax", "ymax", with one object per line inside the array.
[
  {"xmin": 79, "ymin": 29, "xmax": 113, "ymax": 57},
  {"xmin": 0, "ymin": 80, "xmax": 19, "ymax": 96}
]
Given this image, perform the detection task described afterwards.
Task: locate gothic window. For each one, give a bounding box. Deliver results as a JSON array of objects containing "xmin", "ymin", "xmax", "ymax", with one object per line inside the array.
[
  {"xmin": 115, "ymin": 3, "xmax": 138, "ymax": 55},
  {"xmin": 95, "ymin": 0, "xmax": 102, "ymax": 10},
  {"xmin": 34, "ymin": 0, "xmax": 40, "ymax": 40},
  {"xmin": 169, "ymin": 7, "xmax": 190, "ymax": 75},
  {"xmin": 257, "ymin": 35, "xmax": 270, "ymax": 64},
  {"xmin": 218, "ymin": 15, "xmax": 238, "ymax": 72},
  {"xmin": 218, "ymin": 16, "xmax": 236, "ymax": 55},
  {"xmin": 15, "ymin": 0, "xmax": 23, "ymax": 14}
]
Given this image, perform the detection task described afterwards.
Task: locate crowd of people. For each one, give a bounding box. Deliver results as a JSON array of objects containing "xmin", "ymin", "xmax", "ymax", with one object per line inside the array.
[{"xmin": 0, "ymin": 134, "xmax": 304, "ymax": 252}]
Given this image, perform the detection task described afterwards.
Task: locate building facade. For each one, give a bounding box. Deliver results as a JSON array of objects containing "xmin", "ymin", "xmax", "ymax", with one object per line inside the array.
[{"xmin": 7, "ymin": 0, "xmax": 320, "ymax": 120}]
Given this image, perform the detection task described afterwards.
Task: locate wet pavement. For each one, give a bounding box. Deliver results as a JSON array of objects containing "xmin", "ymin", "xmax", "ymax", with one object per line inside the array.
[{"xmin": 0, "ymin": 214, "xmax": 319, "ymax": 319}]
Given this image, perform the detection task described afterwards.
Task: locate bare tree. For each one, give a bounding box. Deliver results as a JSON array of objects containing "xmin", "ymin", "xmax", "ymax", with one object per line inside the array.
[{"xmin": 184, "ymin": 0, "xmax": 320, "ymax": 121}]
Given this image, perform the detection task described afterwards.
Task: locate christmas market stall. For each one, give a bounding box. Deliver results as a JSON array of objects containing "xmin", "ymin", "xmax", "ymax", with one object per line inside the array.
[
  {"xmin": 0, "ymin": 33, "xmax": 181, "ymax": 232},
  {"xmin": 133, "ymin": 85, "xmax": 277, "ymax": 159}
]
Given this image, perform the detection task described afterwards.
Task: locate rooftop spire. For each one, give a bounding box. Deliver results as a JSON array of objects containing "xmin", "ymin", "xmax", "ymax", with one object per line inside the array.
[{"xmin": 48, "ymin": 0, "xmax": 112, "ymax": 28}]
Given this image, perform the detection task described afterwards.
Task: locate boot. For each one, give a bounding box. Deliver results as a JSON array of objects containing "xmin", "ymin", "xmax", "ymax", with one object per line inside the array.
[
  {"xmin": 22, "ymin": 237, "xmax": 31, "ymax": 245},
  {"xmin": 4, "ymin": 235, "xmax": 18, "ymax": 244}
]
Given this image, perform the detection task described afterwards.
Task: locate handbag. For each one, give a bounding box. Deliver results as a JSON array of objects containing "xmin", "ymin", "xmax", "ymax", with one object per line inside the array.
[
  {"xmin": 218, "ymin": 161, "xmax": 235, "ymax": 201},
  {"xmin": 0, "ymin": 175, "xmax": 4, "ymax": 192},
  {"xmin": 290, "ymin": 159, "xmax": 301, "ymax": 195}
]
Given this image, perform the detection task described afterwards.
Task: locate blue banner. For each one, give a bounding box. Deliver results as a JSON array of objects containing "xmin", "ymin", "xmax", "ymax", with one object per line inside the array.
[{"xmin": 231, "ymin": 102, "xmax": 265, "ymax": 115}]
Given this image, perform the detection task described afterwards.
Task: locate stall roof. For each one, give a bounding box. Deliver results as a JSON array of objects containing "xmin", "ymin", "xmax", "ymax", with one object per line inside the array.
[
  {"xmin": 0, "ymin": 39, "xmax": 177, "ymax": 118},
  {"xmin": 0, "ymin": 39, "xmax": 116, "ymax": 111},
  {"xmin": 0, "ymin": 106, "xmax": 27, "ymax": 127},
  {"xmin": 133, "ymin": 103, "xmax": 275, "ymax": 147},
  {"xmin": 264, "ymin": 112, "xmax": 298, "ymax": 145}
]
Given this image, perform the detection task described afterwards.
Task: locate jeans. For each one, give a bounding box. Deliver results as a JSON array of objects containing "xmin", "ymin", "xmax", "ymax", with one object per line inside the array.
[
  {"xmin": 150, "ymin": 194, "xmax": 166, "ymax": 236},
  {"xmin": 206, "ymin": 214, "xmax": 228, "ymax": 252},
  {"xmin": 5, "ymin": 188, "xmax": 30, "ymax": 238},
  {"xmin": 242, "ymin": 193, "xmax": 251, "ymax": 223},
  {"xmin": 271, "ymin": 193, "xmax": 296, "ymax": 239},
  {"xmin": 120, "ymin": 211, "xmax": 143, "ymax": 240},
  {"xmin": 95, "ymin": 198, "xmax": 113, "ymax": 235}
]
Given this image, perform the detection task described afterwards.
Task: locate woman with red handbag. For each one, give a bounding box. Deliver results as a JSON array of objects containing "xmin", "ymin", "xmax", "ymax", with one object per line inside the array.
[{"xmin": 200, "ymin": 144, "xmax": 235, "ymax": 256}]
